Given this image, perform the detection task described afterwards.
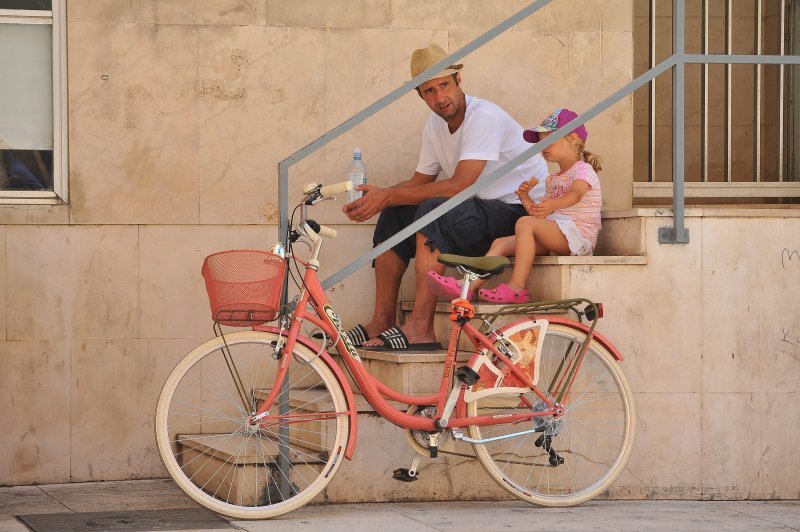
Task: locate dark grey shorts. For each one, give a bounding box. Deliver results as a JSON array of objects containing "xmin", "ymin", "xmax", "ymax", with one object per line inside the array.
[{"xmin": 372, "ymin": 198, "xmax": 526, "ymax": 265}]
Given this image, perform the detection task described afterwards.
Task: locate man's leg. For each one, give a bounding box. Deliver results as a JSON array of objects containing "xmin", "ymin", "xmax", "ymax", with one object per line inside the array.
[
  {"xmin": 396, "ymin": 233, "xmax": 445, "ymax": 344},
  {"xmin": 361, "ymin": 206, "xmax": 419, "ymax": 340},
  {"xmin": 362, "ymin": 249, "xmax": 407, "ymax": 340},
  {"xmin": 363, "ymin": 233, "xmax": 442, "ymax": 346}
]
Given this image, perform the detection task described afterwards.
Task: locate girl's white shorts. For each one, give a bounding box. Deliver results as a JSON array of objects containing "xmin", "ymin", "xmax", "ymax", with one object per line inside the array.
[{"xmin": 547, "ymin": 213, "xmax": 594, "ymax": 256}]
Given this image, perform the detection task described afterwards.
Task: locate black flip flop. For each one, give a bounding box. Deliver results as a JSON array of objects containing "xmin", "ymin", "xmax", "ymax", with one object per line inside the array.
[
  {"xmin": 367, "ymin": 326, "xmax": 443, "ymax": 351},
  {"xmin": 312, "ymin": 324, "xmax": 370, "ymax": 347},
  {"xmin": 345, "ymin": 324, "xmax": 369, "ymax": 347}
]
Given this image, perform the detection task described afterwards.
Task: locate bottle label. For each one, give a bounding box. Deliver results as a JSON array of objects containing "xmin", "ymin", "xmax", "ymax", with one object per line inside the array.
[{"xmin": 347, "ymin": 171, "xmax": 366, "ymax": 203}]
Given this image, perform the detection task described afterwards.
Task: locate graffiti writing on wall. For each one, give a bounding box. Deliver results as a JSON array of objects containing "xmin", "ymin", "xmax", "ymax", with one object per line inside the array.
[
  {"xmin": 781, "ymin": 248, "xmax": 798, "ymax": 354},
  {"xmin": 781, "ymin": 327, "xmax": 799, "ymax": 346},
  {"xmin": 782, "ymin": 248, "xmax": 800, "ymax": 269}
]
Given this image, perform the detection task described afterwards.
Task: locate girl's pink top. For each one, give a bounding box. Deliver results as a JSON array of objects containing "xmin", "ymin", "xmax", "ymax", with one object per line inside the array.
[{"xmin": 546, "ymin": 160, "xmax": 602, "ymax": 246}]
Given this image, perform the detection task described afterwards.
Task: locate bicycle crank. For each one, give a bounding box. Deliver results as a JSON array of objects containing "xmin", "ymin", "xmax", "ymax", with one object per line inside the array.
[{"xmin": 403, "ymin": 405, "xmax": 450, "ymax": 458}]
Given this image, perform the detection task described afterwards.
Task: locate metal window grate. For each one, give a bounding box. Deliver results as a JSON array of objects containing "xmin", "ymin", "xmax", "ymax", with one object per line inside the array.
[{"xmin": 636, "ymin": 0, "xmax": 797, "ymax": 189}]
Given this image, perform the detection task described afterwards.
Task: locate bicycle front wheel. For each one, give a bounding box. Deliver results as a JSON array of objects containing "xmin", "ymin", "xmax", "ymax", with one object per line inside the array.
[
  {"xmin": 467, "ymin": 322, "xmax": 635, "ymax": 506},
  {"xmin": 155, "ymin": 331, "xmax": 349, "ymax": 519}
]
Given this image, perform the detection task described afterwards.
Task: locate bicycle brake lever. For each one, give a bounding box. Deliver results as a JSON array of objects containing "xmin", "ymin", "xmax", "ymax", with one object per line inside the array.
[{"xmin": 308, "ymin": 195, "xmax": 335, "ymax": 206}]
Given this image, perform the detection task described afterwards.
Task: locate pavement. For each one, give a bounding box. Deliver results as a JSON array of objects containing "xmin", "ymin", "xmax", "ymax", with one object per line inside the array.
[{"xmin": 0, "ymin": 479, "xmax": 798, "ymax": 531}]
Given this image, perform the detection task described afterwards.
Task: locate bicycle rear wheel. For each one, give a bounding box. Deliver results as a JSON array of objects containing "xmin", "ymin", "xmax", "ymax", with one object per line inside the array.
[
  {"xmin": 155, "ymin": 331, "xmax": 349, "ymax": 519},
  {"xmin": 467, "ymin": 322, "xmax": 635, "ymax": 506}
]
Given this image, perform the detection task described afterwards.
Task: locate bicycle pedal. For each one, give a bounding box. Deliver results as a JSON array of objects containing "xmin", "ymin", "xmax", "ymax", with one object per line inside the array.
[
  {"xmin": 549, "ymin": 451, "xmax": 565, "ymax": 467},
  {"xmin": 392, "ymin": 468, "xmax": 419, "ymax": 482},
  {"xmin": 455, "ymin": 366, "xmax": 479, "ymax": 386}
]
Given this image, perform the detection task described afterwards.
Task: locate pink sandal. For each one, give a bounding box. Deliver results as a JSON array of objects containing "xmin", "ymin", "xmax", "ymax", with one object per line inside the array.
[
  {"xmin": 478, "ymin": 283, "xmax": 530, "ymax": 304},
  {"xmin": 425, "ymin": 271, "xmax": 475, "ymax": 300}
]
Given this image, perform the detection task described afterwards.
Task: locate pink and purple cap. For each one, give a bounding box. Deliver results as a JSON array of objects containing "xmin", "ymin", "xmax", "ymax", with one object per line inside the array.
[{"xmin": 523, "ymin": 108, "xmax": 588, "ymax": 143}]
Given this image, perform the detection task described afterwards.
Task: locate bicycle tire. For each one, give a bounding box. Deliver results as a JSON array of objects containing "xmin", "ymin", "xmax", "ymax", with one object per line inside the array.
[
  {"xmin": 467, "ymin": 322, "xmax": 635, "ymax": 506},
  {"xmin": 155, "ymin": 330, "xmax": 349, "ymax": 519}
]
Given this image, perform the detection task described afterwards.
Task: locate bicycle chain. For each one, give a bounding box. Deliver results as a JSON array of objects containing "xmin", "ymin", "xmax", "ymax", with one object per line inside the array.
[{"xmin": 432, "ymin": 441, "xmax": 546, "ymax": 467}]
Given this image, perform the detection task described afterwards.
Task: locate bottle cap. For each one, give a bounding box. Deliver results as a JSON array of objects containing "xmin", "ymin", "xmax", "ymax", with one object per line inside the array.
[{"xmin": 354, "ymin": 147, "xmax": 362, "ymax": 159}]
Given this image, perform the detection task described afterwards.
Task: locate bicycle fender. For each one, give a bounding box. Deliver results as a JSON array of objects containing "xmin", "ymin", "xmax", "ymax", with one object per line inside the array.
[
  {"xmin": 534, "ymin": 316, "xmax": 624, "ymax": 361},
  {"xmin": 255, "ymin": 325, "xmax": 359, "ymax": 460}
]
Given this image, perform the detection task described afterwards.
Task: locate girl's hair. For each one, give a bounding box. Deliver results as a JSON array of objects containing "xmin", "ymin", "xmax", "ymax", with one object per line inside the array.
[{"xmin": 568, "ymin": 136, "xmax": 603, "ymax": 172}]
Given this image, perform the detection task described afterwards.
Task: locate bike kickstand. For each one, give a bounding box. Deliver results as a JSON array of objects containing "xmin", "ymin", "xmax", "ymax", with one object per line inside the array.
[{"xmin": 393, "ymin": 453, "xmax": 422, "ymax": 483}]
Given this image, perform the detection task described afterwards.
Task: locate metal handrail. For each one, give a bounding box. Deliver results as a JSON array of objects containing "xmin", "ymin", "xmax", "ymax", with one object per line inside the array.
[
  {"xmin": 277, "ymin": 0, "xmax": 558, "ymax": 257},
  {"xmin": 277, "ymin": 0, "xmax": 800, "ymax": 286}
]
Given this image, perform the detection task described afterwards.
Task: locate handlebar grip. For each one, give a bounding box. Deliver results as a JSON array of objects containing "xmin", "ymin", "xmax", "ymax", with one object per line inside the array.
[
  {"xmin": 317, "ymin": 224, "xmax": 337, "ymax": 239},
  {"xmin": 319, "ymin": 180, "xmax": 352, "ymax": 197}
]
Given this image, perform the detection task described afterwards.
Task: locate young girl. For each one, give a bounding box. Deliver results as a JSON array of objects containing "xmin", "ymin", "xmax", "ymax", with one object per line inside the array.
[{"xmin": 427, "ymin": 108, "xmax": 603, "ymax": 304}]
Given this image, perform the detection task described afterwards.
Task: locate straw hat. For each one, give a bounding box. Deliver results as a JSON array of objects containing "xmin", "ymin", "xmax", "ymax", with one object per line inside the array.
[{"xmin": 410, "ymin": 43, "xmax": 463, "ymax": 83}]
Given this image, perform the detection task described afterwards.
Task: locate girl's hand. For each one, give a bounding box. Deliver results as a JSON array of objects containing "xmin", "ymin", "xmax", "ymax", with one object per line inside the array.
[
  {"xmin": 515, "ymin": 177, "xmax": 539, "ymax": 197},
  {"xmin": 530, "ymin": 198, "xmax": 554, "ymax": 218}
]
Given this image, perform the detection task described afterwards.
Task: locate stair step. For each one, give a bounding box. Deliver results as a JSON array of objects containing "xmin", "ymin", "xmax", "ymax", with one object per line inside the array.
[
  {"xmin": 401, "ymin": 255, "xmax": 645, "ymax": 306},
  {"xmin": 255, "ymin": 388, "xmax": 406, "ymax": 414},
  {"xmin": 337, "ymin": 348, "xmax": 471, "ymax": 395},
  {"xmin": 176, "ymin": 433, "xmax": 325, "ymax": 506},
  {"xmin": 178, "ymin": 433, "xmax": 325, "ymax": 465},
  {"xmin": 532, "ymin": 255, "xmax": 646, "ymax": 265},
  {"xmin": 595, "ymin": 213, "xmax": 646, "ymax": 256}
]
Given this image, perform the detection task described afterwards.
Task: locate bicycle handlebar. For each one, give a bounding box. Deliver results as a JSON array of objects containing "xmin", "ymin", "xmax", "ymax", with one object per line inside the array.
[
  {"xmin": 319, "ymin": 180, "xmax": 352, "ymax": 197},
  {"xmin": 305, "ymin": 220, "xmax": 338, "ymax": 240},
  {"xmin": 316, "ymin": 224, "xmax": 337, "ymax": 239},
  {"xmin": 296, "ymin": 181, "xmax": 350, "ymax": 242}
]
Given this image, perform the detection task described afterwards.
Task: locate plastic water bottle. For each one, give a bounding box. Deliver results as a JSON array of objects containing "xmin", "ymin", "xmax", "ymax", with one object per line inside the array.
[
  {"xmin": 346, "ymin": 148, "xmax": 367, "ymax": 204},
  {"xmin": 269, "ymin": 242, "xmax": 285, "ymax": 258}
]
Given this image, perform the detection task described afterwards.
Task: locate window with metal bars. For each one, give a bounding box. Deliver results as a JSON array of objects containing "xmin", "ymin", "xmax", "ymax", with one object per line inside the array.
[{"xmin": 633, "ymin": 0, "xmax": 799, "ymax": 203}]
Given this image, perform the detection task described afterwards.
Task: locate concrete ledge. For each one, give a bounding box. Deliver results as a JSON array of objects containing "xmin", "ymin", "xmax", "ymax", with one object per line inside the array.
[
  {"xmin": 633, "ymin": 181, "xmax": 800, "ymax": 199},
  {"xmin": 356, "ymin": 349, "xmax": 467, "ymax": 363},
  {"xmin": 605, "ymin": 205, "xmax": 800, "ymax": 218},
  {"xmin": 535, "ymin": 255, "xmax": 646, "ymax": 265}
]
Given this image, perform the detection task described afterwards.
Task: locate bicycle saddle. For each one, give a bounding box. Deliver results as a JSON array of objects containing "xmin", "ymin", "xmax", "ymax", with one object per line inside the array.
[{"xmin": 437, "ymin": 253, "xmax": 511, "ymax": 276}]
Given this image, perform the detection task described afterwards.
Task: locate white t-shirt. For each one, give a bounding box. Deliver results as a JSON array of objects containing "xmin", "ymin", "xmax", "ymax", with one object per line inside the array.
[{"xmin": 415, "ymin": 96, "xmax": 548, "ymax": 204}]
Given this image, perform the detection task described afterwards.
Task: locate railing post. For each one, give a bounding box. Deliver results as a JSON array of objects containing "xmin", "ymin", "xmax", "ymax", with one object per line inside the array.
[
  {"xmin": 275, "ymin": 159, "xmax": 292, "ymax": 500},
  {"xmin": 660, "ymin": 0, "xmax": 690, "ymax": 243}
]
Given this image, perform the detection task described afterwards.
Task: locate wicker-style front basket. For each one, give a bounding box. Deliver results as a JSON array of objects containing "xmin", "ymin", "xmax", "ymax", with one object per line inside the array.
[{"xmin": 201, "ymin": 250, "xmax": 286, "ymax": 327}]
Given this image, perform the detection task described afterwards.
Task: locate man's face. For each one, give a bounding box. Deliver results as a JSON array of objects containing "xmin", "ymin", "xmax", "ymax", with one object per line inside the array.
[{"xmin": 417, "ymin": 73, "xmax": 463, "ymax": 121}]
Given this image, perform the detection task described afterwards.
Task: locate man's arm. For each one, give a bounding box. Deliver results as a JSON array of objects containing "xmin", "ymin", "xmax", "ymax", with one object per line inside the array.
[{"xmin": 343, "ymin": 159, "xmax": 488, "ymax": 222}]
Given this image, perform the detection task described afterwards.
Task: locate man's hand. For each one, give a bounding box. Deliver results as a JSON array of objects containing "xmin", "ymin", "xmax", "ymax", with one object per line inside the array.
[{"xmin": 342, "ymin": 185, "xmax": 388, "ymax": 222}]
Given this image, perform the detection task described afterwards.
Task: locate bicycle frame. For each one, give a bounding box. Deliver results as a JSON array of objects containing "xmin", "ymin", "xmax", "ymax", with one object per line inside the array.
[
  {"xmin": 156, "ymin": 186, "xmax": 635, "ymax": 517},
  {"xmin": 249, "ymin": 250, "xmax": 568, "ymax": 450}
]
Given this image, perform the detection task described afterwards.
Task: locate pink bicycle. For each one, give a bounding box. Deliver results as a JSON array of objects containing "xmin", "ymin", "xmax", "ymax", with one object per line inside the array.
[{"xmin": 155, "ymin": 181, "xmax": 635, "ymax": 519}]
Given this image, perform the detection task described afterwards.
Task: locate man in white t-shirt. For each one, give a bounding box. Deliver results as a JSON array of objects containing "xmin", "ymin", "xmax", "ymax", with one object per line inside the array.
[{"xmin": 342, "ymin": 43, "xmax": 548, "ymax": 350}]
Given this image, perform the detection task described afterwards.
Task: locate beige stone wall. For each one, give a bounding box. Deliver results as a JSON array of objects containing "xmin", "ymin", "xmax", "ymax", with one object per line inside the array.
[
  {"xmin": 1, "ymin": 0, "xmax": 639, "ymax": 486},
  {"xmin": 571, "ymin": 210, "xmax": 800, "ymax": 499}
]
